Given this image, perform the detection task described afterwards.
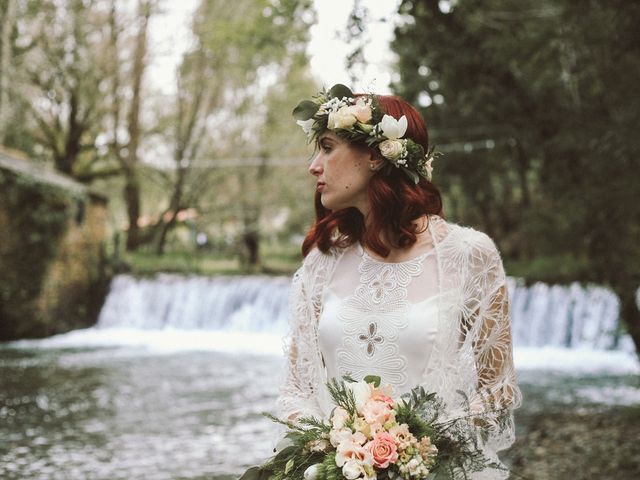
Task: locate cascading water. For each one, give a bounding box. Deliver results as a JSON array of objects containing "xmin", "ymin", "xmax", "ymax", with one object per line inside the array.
[
  {"xmin": 97, "ymin": 274, "xmax": 291, "ymax": 333},
  {"xmin": 94, "ymin": 274, "xmax": 636, "ymax": 353}
]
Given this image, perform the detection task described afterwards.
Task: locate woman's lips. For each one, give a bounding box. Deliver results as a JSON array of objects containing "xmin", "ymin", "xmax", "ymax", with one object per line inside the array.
[{"xmin": 316, "ymin": 182, "xmax": 326, "ymax": 192}]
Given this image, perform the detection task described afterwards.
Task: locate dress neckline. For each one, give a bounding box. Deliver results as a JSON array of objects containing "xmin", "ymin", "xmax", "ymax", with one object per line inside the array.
[
  {"xmin": 357, "ymin": 243, "xmax": 436, "ymax": 266},
  {"xmin": 355, "ymin": 214, "xmax": 449, "ymax": 266}
]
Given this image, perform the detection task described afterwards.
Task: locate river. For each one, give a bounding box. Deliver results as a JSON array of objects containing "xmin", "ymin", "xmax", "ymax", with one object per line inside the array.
[{"xmin": 1, "ymin": 274, "xmax": 638, "ymax": 479}]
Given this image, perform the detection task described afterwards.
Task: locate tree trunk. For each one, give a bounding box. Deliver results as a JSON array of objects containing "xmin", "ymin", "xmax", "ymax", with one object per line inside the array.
[
  {"xmin": 0, "ymin": 0, "xmax": 17, "ymax": 142},
  {"xmin": 123, "ymin": 0, "xmax": 151, "ymax": 251},
  {"xmin": 62, "ymin": 89, "xmax": 82, "ymax": 175},
  {"xmin": 124, "ymin": 172, "xmax": 141, "ymax": 251},
  {"xmin": 243, "ymin": 228, "xmax": 259, "ymax": 266}
]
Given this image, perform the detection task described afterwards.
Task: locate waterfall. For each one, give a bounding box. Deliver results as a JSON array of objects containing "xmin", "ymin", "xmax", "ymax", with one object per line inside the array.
[
  {"xmin": 96, "ymin": 274, "xmax": 636, "ymax": 353},
  {"xmin": 97, "ymin": 274, "xmax": 291, "ymax": 334}
]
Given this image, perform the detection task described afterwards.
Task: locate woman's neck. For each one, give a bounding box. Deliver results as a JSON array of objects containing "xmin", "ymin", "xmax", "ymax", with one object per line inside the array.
[{"xmin": 360, "ymin": 214, "xmax": 432, "ymax": 261}]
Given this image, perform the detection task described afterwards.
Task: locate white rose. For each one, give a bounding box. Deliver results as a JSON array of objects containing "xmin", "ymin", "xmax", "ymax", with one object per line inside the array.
[
  {"xmin": 296, "ymin": 118, "xmax": 315, "ymax": 137},
  {"xmin": 304, "ymin": 463, "xmax": 323, "ymax": 480},
  {"xmin": 342, "ymin": 460, "xmax": 364, "ymax": 480},
  {"xmin": 379, "ymin": 114, "xmax": 408, "ymax": 139},
  {"xmin": 328, "ymin": 105, "xmax": 358, "ymax": 129},
  {"xmin": 379, "ymin": 139, "xmax": 405, "ymax": 161}
]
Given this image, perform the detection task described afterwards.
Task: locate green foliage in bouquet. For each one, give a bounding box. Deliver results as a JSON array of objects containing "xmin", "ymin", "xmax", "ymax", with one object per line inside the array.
[{"xmin": 239, "ymin": 376, "xmax": 513, "ymax": 480}]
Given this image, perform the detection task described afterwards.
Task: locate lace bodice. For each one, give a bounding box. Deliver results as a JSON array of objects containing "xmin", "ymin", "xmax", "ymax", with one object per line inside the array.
[
  {"xmin": 276, "ymin": 214, "xmax": 522, "ymax": 478},
  {"xmin": 318, "ymin": 243, "xmax": 445, "ymax": 409}
]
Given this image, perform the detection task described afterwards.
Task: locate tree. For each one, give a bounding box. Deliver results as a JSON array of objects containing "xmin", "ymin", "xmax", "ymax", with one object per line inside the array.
[
  {"xmin": 115, "ymin": 0, "xmax": 154, "ymax": 251},
  {"xmin": 389, "ymin": 0, "xmax": 640, "ymax": 355},
  {"xmin": 146, "ymin": 0, "xmax": 316, "ymax": 263},
  {"xmin": 11, "ymin": 0, "xmax": 112, "ymax": 177}
]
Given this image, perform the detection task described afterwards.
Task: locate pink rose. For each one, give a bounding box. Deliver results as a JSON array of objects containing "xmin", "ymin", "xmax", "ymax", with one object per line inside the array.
[{"xmin": 366, "ymin": 432, "xmax": 399, "ymax": 468}]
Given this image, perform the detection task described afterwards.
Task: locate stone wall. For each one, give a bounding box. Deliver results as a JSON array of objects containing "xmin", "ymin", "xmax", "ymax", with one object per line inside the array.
[{"xmin": 0, "ymin": 148, "xmax": 110, "ymax": 340}]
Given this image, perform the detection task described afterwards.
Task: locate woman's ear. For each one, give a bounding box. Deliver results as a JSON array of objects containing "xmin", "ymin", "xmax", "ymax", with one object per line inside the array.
[{"xmin": 369, "ymin": 152, "xmax": 386, "ymax": 172}]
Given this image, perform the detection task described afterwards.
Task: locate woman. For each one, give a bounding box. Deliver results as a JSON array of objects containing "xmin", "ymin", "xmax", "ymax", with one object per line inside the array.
[{"xmin": 276, "ymin": 84, "xmax": 522, "ymax": 478}]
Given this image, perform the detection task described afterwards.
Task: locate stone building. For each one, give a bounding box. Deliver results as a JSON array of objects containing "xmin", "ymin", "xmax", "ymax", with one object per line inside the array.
[{"xmin": 0, "ymin": 147, "xmax": 110, "ymax": 340}]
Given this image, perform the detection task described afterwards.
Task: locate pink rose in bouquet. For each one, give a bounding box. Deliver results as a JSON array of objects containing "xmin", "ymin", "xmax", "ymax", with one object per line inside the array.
[{"xmin": 366, "ymin": 431, "xmax": 399, "ymax": 468}]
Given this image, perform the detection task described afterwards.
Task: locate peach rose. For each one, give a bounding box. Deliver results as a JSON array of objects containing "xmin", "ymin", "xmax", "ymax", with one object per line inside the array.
[
  {"xmin": 349, "ymin": 97, "xmax": 373, "ymax": 123},
  {"xmin": 366, "ymin": 432, "xmax": 399, "ymax": 468},
  {"xmin": 361, "ymin": 399, "xmax": 394, "ymax": 425}
]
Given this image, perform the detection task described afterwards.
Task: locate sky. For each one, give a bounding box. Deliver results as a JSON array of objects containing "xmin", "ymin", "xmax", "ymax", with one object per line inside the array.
[{"xmin": 147, "ymin": 0, "xmax": 400, "ymax": 95}]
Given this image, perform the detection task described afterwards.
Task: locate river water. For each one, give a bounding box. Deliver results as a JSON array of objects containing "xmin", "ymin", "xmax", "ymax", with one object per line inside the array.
[
  {"xmin": 1, "ymin": 340, "xmax": 639, "ymax": 480},
  {"xmin": 1, "ymin": 274, "xmax": 639, "ymax": 479},
  {"xmin": 0, "ymin": 345, "xmax": 283, "ymax": 480}
]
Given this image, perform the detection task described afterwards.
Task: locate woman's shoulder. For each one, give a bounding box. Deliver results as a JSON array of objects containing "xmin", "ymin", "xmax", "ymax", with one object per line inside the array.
[
  {"xmin": 438, "ymin": 216, "xmax": 503, "ymax": 261},
  {"xmin": 297, "ymin": 244, "xmax": 344, "ymax": 275}
]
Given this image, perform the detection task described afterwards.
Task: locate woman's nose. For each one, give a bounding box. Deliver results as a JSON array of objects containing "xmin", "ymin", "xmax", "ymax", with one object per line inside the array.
[{"xmin": 308, "ymin": 154, "xmax": 323, "ymax": 176}]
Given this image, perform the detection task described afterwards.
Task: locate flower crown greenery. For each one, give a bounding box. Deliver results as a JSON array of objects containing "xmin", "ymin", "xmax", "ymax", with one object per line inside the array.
[{"xmin": 293, "ymin": 84, "xmax": 439, "ymax": 185}]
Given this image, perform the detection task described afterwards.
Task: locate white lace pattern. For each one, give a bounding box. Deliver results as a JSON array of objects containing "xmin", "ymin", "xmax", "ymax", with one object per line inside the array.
[
  {"xmin": 276, "ymin": 214, "xmax": 522, "ymax": 479},
  {"xmin": 334, "ymin": 247, "xmax": 431, "ymax": 393}
]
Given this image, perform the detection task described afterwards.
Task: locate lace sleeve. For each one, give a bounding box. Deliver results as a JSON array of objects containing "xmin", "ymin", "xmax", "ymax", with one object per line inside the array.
[
  {"xmin": 276, "ymin": 257, "xmax": 325, "ymax": 425},
  {"xmin": 464, "ymin": 232, "xmax": 522, "ymax": 451}
]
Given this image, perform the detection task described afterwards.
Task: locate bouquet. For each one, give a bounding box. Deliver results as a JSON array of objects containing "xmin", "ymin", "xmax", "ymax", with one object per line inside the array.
[{"xmin": 240, "ymin": 375, "xmax": 510, "ymax": 480}]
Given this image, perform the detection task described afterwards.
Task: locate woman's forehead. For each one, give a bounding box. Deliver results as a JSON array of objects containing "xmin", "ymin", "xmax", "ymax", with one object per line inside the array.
[{"xmin": 318, "ymin": 131, "xmax": 342, "ymax": 143}]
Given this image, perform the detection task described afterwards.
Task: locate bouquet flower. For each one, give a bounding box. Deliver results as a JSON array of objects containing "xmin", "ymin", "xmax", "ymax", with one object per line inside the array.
[{"xmin": 240, "ymin": 375, "xmax": 510, "ymax": 480}]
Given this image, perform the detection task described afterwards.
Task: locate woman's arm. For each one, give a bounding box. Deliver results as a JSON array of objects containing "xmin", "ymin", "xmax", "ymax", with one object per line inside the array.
[
  {"xmin": 276, "ymin": 266, "xmax": 324, "ymax": 425},
  {"xmin": 463, "ymin": 233, "xmax": 522, "ymax": 449}
]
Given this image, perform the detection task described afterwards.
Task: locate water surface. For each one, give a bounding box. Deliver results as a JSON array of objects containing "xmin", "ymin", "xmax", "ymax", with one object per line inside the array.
[
  {"xmin": 1, "ymin": 341, "xmax": 638, "ymax": 479},
  {"xmin": 0, "ymin": 347, "xmax": 282, "ymax": 480}
]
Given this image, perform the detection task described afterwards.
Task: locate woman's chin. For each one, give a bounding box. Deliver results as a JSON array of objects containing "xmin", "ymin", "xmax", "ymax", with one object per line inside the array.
[{"xmin": 320, "ymin": 195, "xmax": 336, "ymax": 210}]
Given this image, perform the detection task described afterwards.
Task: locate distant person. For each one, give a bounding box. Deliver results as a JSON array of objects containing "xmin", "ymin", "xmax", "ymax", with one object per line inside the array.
[{"xmin": 276, "ymin": 84, "xmax": 522, "ymax": 478}]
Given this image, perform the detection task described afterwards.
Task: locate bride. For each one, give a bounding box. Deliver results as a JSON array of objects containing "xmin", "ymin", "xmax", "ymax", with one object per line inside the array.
[{"xmin": 276, "ymin": 85, "xmax": 522, "ymax": 478}]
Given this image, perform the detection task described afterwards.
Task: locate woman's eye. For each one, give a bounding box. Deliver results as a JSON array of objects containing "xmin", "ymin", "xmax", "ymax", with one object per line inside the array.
[{"xmin": 321, "ymin": 144, "xmax": 332, "ymax": 153}]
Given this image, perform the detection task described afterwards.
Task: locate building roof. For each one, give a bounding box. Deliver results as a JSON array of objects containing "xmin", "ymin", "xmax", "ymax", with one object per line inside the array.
[{"xmin": 0, "ymin": 146, "xmax": 106, "ymax": 202}]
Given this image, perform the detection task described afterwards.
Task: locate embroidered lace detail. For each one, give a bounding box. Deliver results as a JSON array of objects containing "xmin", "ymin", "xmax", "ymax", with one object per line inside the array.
[
  {"xmin": 335, "ymin": 248, "xmax": 429, "ymax": 392},
  {"xmin": 357, "ymin": 322, "xmax": 385, "ymax": 356},
  {"xmin": 277, "ymin": 214, "xmax": 522, "ymax": 479}
]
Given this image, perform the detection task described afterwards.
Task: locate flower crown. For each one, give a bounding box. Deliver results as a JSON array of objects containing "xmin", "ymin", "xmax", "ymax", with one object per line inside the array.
[{"xmin": 293, "ymin": 84, "xmax": 438, "ymax": 184}]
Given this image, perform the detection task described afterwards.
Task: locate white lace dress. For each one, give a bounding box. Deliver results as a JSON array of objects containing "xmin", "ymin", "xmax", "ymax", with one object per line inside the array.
[{"xmin": 276, "ymin": 214, "xmax": 522, "ymax": 479}]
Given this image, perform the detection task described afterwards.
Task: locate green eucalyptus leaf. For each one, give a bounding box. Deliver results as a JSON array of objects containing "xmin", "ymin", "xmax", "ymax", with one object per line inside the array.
[
  {"xmin": 273, "ymin": 445, "xmax": 297, "ymax": 462},
  {"xmin": 327, "ymin": 83, "xmax": 354, "ymax": 100},
  {"xmin": 292, "ymin": 100, "xmax": 320, "ymax": 120},
  {"xmin": 363, "ymin": 375, "xmax": 381, "ymax": 387},
  {"xmin": 239, "ymin": 466, "xmax": 267, "ymax": 480}
]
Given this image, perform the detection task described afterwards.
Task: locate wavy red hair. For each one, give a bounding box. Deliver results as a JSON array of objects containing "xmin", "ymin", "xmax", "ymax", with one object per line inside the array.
[{"xmin": 302, "ymin": 94, "xmax": 444, "ymax": 258}]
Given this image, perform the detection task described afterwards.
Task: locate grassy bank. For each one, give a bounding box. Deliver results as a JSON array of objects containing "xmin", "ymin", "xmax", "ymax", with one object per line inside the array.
[
  {"xmin": 504, "ymin": 404, "xmax": 640, "ymax": 479},
  {"xmin": 120, "ymin": 243, "xmax": 303, "ymax": 277}
]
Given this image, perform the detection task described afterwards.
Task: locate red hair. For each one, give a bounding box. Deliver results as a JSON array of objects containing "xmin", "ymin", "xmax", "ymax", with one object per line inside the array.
[{"xmin": 302, "ymin": 95, "xmax": 444, "ymax": 258}]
